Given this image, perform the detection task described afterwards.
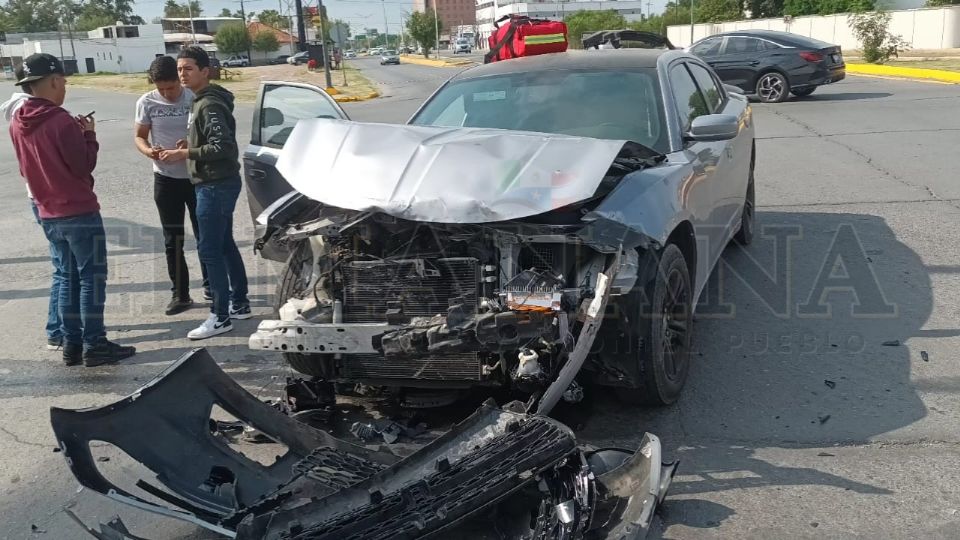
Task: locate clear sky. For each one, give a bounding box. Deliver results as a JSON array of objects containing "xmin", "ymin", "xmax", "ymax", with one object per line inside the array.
[{"xmin": 133, "ymin": 0, "xmax": 670, "ymax": 35}]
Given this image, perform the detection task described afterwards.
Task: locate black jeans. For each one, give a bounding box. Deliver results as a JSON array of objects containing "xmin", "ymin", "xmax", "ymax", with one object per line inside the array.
[{"xmin": 154, "ymin": 173, "xmax": 208, "ymax": 300}]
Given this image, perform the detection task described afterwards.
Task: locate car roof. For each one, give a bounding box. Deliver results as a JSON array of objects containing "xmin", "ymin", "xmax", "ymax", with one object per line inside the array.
[
  {"xmin": 452, "ymin": 49, "xmax": 670, "ymax": 82},
  {"xmin": 708, "ymin": 29, "xmax": 835, "ymax": 48}
]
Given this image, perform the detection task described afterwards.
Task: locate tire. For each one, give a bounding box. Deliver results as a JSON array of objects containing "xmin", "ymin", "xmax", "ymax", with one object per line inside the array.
[
  {"xmin": 755, "ymin": 72, "xmax": 789, "ymax": 103},
  {"xmin": 614, "ymin": 244, "xmax": 694, "ymax": 406},
  {"xmin": 792, "ymin": 87, "xmax": 816, "ymax": 97},
  {"xmin": 274, "ymin": 240, "xmax": 328, "ymax": 377},
  {"xmin": 734, "ymin": 148, "xmax": 756, "ymax": 246}
]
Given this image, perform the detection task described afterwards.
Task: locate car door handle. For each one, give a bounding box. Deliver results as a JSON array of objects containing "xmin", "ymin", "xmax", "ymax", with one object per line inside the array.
[
  {"xmin": 748, "ymin": 61, "xmax": 760, "ymax": 66},
  {"xmin": 248, "ymin": 168, "xmax": 267, "ymax": 180}
]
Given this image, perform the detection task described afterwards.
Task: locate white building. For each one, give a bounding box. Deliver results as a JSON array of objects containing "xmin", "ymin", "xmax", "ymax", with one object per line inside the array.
[
  {"xmin": 476, "ymin": 0, "xmax": 649, "ymax": 46},
  {"xmin": 0, "ymin": 24, "xmax": 165, "ymax": 75}
]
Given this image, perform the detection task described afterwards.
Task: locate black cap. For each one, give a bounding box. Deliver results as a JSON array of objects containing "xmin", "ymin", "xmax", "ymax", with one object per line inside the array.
[{"xmin": 16, "ymin": 53, "xmax": 64, "ymax": 86}]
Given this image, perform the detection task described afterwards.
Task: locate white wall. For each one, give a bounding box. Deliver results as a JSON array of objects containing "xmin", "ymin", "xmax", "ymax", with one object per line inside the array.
[
  {"xmin": 667, "ymin": 5, "xmax": 960, "ymax": 49},
  {"xmin": 26, "ymin": 37, "xmax": 165, "ymax": 73}
]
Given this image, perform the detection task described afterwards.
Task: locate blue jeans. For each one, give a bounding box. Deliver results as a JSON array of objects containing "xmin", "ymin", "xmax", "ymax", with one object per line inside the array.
[
  {"xmin": 31, "ymin": 201, "xmax": 65, "ymax": 341},
  {"xmin": 40, "ymin": 212, "xmax": 108, "ymax": 348},
  {"xmin": 195, "ymin": 176, "xmax": 249, "ymax": 319}
]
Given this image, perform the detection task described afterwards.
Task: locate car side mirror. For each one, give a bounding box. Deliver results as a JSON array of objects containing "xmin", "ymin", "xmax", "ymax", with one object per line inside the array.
[
  {"xmin": 723, "ymin": 84, "xmax": 743, "ymax": 95},
  {"xmin": 686, "ymin": 114, "xmax": 739, "ymax": 142}
]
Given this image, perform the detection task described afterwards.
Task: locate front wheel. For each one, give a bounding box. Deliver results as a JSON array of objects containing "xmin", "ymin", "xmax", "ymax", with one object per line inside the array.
[
  {"xmin": 274, "ymin": 241, "xmax": 329, "ymax": 377},
  {"xmin": 756, "ymin": 72, "xmax": 789, "ymax": 103},
  {"xmin": 792, "ymin": 87, "xmax": 816, "ymax": 97},
  {"xmin": 734, "ymin": 151, "xmax": 756, "ymax": 246},
  {"xmin": 614, "ymin": 244, "xmax": 694, "ymax": 406}
]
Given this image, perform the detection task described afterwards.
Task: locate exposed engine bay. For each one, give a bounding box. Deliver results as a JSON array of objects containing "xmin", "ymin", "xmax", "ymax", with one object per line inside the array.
[{"xmin": 250, "ymin": 205, "xmax": 647, "ymax": 400}]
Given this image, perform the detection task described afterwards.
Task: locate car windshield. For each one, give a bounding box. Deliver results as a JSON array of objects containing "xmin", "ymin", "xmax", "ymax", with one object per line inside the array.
[
  {"xmin": 410, "ymin": 68, "xmax": 667, "ymax": 153},
  {"xmin": 384, "ymin": 50, "xmax": 397, "ymax": 55}
]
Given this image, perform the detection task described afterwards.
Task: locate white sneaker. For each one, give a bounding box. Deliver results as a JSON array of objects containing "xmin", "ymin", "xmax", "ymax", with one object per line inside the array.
[
  {"xmin": 229, "ymin": 303, "xmax": 253, "ymax": 320},
  {"xmin": 187, "ymin": 314, "xmax": 233, "ymax": 340}
]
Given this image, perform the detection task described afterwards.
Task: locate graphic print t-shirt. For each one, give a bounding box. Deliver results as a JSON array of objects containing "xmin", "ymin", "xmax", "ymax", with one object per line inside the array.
[{"xmin": 135, "ymin": 88, "xmax": 194, "ymax": 179}]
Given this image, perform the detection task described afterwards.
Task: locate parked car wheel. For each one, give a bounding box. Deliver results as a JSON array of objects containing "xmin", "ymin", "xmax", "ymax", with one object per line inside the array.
[
  {"xmin": 756, "ymin": 71, "xmax": 789, "ymax": 103},
  {"xmin": 614, "ymin": 244, "xmax": 694, "ymax": 406},
  {"xmin": 734, "ymin": 149, "xmax": 756, "ymax": 246},
  {"xmin": 792, "ymin": 87, "xmax": 816, "ymax": 97},
  {"xmin": 274, "ymin": 241, "xmax": 329, "ymax": 377}
]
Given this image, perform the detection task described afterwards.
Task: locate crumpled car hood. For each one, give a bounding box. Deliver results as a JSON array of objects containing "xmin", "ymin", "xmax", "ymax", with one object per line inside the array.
[{"xmin": 275, "ymin": 119, "xmax": 629, "ymax": 223}]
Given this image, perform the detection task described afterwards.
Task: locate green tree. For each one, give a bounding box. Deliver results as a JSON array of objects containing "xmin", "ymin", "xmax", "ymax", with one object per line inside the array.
[
  {"xmin": 0, "ymin": 0, "xmax": 61, "ymax": 32},
  {"xmin": 214, "ymin": 21, "xmax": 251, "ymax": 55},
  {"xmin": 251, "ymin": 29, "xmax": 279, "ymax": 53},
  {"xmin": 695, "ymin": 0, "xmax": 743, "ymax": 22},
  {"xmin": 219, "ymin": 8, "xmax": 232, "ymax": 16},
  {"xmin": 848, "ymin": 8, "xmax": 908, "ymax": 63},
  {"xmin": 564, "ymin": 10, "xmax": 628, "ymax": 48},
  {"xmin": 745, "ymin": 0, "xmax": 785, "ymax": 18},
  {"xmin": 257, "ymin": 9, "xmax": 290, "ymax": 29},
  {"xmin": 163, "ymin": 0, "xmax": 202, "ymax": 18},
  {"xmin": 926, "ymin": 0, "xmax": 960, "ymax": 5},
  {"xmin": 406, "ymin": 10, "xmax": 442, "ymax": 57}
]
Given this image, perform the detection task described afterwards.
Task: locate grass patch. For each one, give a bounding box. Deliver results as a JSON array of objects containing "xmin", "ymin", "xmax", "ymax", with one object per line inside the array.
[{"xmin": 883, "ymin": 59, "xmax": 960, "ymax": 72}]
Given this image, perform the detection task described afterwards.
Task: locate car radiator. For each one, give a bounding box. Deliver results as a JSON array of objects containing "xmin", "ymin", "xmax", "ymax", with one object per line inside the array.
[{"xmin": 340, "ymin": 257, "xmax": 482, "ymax": 381}]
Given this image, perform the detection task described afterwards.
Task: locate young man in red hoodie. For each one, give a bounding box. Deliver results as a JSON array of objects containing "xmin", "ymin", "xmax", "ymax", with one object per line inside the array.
[{"xmin": 9, "ymin": 53, "xmax": 136, "ymax": 366}]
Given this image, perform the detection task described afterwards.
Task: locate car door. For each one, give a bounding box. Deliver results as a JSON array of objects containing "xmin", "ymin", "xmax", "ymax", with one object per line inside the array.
[
  {"xmin": 666, "ymin": 61, "xmax": 729, "ymax": 279},
  {"xmin": 705, "ymin": 37, "xmax": 763, "ymax": 91},
  {"xmin": 685, "ymin": 61, "xmax": 749, "ymax": 246},
  {"xmin": 244, "ymin": 81, "xmax": 349, "ymax": 261}
]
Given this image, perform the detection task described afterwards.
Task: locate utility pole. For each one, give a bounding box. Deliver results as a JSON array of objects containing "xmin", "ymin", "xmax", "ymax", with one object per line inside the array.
[
  {"xmin": 646, "ymin": 0, "xmax": 652, "ymax": 18},
  {"xmin": 431, "ymin": 0, "xmax": 440, "ymax": 59},
  {"xmin": 381, "ymin": 0, "xmax": 389, "ymax": 49},
  {"xmin": 187, "ymin": 0, "xmax": 197, "ymax": 43},
  {"xmin": 294, "ymin": 0, "xmax": 307, "ymax": 51},
  {"xmin": 690, "ymin": 0, "xmax": 695, "ymax": 45},
  {"xmin": 317, "ymin": 0, "xmax": 334, "ymax": 90},
  {"xmin": 236, "ymin": 0, "xmax": 254, "ymax": 61}
]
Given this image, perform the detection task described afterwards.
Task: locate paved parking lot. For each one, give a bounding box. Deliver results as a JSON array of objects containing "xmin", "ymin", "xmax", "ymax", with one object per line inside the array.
[{"xmin": 0, "ymin": 63, "xmax": 958, "ymax": 538}]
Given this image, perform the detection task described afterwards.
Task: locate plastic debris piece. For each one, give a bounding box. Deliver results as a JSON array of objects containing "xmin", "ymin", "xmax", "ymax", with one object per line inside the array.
[
  {"xmin": 881, "ymin": 340, "xmax": 900, "ymax": 347},
  {"xmin": 824, "ymin": 380, "xmax": 836, "ymax": 389},
  {"xmin": 921, "ymin": 351, "xmax": 929, "ymax": 362},
  {"xmin": 818, "ymin": 415, "xmax": 831, "ymax": 425}
]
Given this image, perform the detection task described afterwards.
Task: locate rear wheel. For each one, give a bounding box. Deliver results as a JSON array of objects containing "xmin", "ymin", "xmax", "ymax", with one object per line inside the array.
[
  {"xmin": 792, "ymin": 87, "xmax": 816, "ymax": 97},
  {"xmin": 756, "ymin": 72, "xmax": 789, "ymax": 103},
  {"xmin": 614, "ymin": 244, "xmax": 694, "ymax": 406},
  {"xmin": 274, "ymin": 241, "xmax": 328, "ymax": 377}
]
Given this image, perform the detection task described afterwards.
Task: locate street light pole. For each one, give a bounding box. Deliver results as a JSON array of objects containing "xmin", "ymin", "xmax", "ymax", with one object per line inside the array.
[
  {"xmin": 432, "ymin": 0, "xmax": 440, "ymax": 59},
  {"xmin": 317, "ymin": 0, "xmax": 334, "ymax": 89},
  {"xmin": 381, "ymin": 0, "xmax": 389, "ymax": 49},
  {"xmin": 187, "ymin": 0, "xmax": 197, "ymax": 43},
  {"xmin": 689, "ymin": 0, "xmax": 695, "ymax": 45}
]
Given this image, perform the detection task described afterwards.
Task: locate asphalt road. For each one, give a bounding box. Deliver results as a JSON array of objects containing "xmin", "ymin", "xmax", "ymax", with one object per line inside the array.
[{"xmin": 0, "ymin": 63, "xmax": 959, "ymax": 539}]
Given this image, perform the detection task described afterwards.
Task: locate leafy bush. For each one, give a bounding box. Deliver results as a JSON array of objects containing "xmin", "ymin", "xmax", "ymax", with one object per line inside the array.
[{"xmin": 848, "ymin": 9, "xmax": 909, "ymax": 63}]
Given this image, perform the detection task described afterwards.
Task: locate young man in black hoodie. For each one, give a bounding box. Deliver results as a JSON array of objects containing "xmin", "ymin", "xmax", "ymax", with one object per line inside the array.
[{"xmin": 164, "ymin": 46, "xmax": 250, "ymax": 339}]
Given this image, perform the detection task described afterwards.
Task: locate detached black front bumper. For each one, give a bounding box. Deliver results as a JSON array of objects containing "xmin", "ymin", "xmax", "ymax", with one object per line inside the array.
[{"xmin": 50, "ymin": 349, "xmax": 676, "ymax": 539}]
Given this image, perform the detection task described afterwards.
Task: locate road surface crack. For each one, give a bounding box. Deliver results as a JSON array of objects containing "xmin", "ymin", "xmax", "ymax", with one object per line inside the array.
[
  {"xmin": 768, "ymin": 108, "xmax": 960, "ymax": 210},
  {"xmin": 0, "ymin": 425, "xmax": 49, "ymax": 449}
]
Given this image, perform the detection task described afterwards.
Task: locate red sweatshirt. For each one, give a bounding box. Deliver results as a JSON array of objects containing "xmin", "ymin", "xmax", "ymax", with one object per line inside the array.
[{"xmin": 9, "ymin": 98, "xmax": 100, "ymax": 219}]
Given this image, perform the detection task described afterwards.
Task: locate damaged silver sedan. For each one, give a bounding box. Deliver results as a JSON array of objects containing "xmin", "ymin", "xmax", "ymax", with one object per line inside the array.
[
  {"xmin": 49, "ymin": 49, "xmax": 754, "ymax": 539},
  {"xmin": 248, "ymin": 49, "xmax": 755, "ymax": 407}
]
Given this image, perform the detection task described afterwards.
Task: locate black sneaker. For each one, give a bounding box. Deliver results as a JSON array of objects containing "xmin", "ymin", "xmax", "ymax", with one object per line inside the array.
[
  {"xmin": 165, "ymin": 296, "xmax": 194, "ymax": 316},
  {"xmin": 229, "ymin": 303, "xmax": 253, "ymax": 320},
  {"xmin": 83, "ymin": 340, "xmax": 136, "ymax": 367},
  {"xmin": 202, "ymin": 288, "xmax": 213, "ymax": 301},
  {"xmin": 47, "ymin": 336, "xmax": 63, "ymax": 350},
  {"xmin": 63, "ymin": 342, "xmax": 83, "ymax": 367}
]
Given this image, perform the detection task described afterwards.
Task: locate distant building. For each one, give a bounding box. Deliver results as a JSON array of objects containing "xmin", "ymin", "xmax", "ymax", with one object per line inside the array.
[
  {"xmin": 246, "ymin": 21, "xmax": 299, "ymax": 62},
  {"xmin": 0, "ymin": 24, "xmax": 165, "ymax": 76},
  {"xmin": 414, "ymin": 0, "xmax": 477, "ymax": 45}
]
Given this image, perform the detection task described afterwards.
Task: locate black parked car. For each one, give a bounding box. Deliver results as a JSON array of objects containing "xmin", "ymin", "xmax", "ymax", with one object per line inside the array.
[
  {"xmin": 688, "ymin": 30, "xmax": 845, "ymax": 103},
  {"xmin": 270, "ymin": 54, "xmax": 291, "ymax": 65}
]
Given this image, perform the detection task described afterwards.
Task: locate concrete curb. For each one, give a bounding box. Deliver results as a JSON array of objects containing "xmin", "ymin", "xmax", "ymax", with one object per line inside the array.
[
  {"xmin": 333, "ymin": 91, "xmax": 381, "ymax": 102},
  {"xmin": 400, "ymin": 55, "xmax": 474, "ymax": 68},
  {"xmin": 847, "ymin": 63, "xmax": 960, "ymax": 84}
]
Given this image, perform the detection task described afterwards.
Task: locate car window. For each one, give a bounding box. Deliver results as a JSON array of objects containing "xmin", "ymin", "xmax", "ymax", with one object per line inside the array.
[
  {"xmin": 259, "ymin": 85, "xmax": 343, "ymax": 148},
  {"xmin": 411, "ymin": 69, "xmax": 667, "ymax": 153},
  {"xmin": 723, "ymin": 37, "xmax": 762, "ymax": 54},
  {"xmin": 668, "ymin": 64, "xmax": 709, "ymax": 132},
  {"xmin": 691, "ymin": 38, "xmax": 722, "ymax": 56},
  {"xmin": 686, "ymin": 63, "xmax": 723, "ymax": 114}
]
